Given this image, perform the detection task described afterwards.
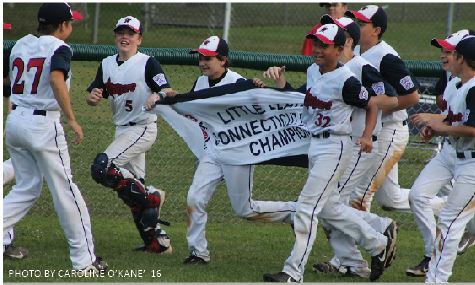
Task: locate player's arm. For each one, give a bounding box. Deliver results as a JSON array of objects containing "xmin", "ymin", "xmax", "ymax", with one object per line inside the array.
[
  {"xmin": 50, "ymin": 46, "xmax": 83, "ymax": 144},
  {"xmin": 343, "ymin": 77, "xmax": 376, "ymax": 153},
  {"xmin": 380, "ymin": 54, "xmax": 420, "ymax": 113},
  {"xmin": 86, "ymin": 64, "xmax": 105, "ymax": 106},
  {"xmin": 361, "ymin": 64, "xmax": 398, "ymax": 110},
  {"xmin": 144, "ymin": 57, "xmax": 176, "ymax": 109}
]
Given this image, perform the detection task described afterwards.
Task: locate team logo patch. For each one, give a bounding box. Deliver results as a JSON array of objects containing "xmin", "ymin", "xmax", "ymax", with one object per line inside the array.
[
  {"xmin": 463, "ymin": 109, "xmax": 470, "ymax": 123},
  {"xmin": 400, "ymin": 76, "xmax": 415, "ymax": 91},
  {"xmin": 153, "ymin": 73, "xmax": 168, "ymax": 86},
  {"xmin": 359, "ymin": 87, "xmax": 369, "ymax": 100},
  {"xmin": 371, "ymin": 82, "xmax": 385, "ymax": 95}
]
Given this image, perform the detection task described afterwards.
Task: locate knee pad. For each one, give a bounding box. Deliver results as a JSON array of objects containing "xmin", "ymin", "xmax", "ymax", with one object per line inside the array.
[
  {"xmin": 139, "ymin": 208, "xmax": 159, "ymax": 231},
  {"xmin": 91, "ymin": 153, "xmax": 112, "ymax": 186}
]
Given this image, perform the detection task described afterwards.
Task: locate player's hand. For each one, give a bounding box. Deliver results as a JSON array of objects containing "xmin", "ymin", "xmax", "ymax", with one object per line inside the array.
[
  {"xmin": 410, "ymin": 113, "xmax": 431, "ymax": 127},
  {"xmin": 87, "ymin": 88, "xmax": 103, "ymax": 104},
  {"xmin": 162, "ymin": 88, "xmax": 177, "ymax": 97},
  {"xmin": 252, "ymin": 78, "xmax": 266, "ymax": 88},
  {"xmin": 420, "ymin": 126, "xmax": 433, "ymax": 143},
  {"xmin": 356, "ymin": 136, "xmax": 372, "ymax": 153},
  {"xmin": 68, "ymin": 120, "xmax": 84, "ymax": 145},
  {"xmin": 426, "ymin": 120, "xmax": 448, "ymax": 135},
  {"xmin": 145, "ymin": 93, "xmax": 161, "ymax": 111},
  {"xmin": 263, "ymin": 66, "xmax": 286, "ymax": 88}
]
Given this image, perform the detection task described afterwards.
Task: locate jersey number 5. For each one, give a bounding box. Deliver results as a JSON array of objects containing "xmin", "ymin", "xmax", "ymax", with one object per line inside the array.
[
  {"xmin": 125, "ymin": 100, "xmax": 133, "ymax": 112},
  {"xmin": 11, "ymin": 57, "xmax": 46, "ymax": 94}
]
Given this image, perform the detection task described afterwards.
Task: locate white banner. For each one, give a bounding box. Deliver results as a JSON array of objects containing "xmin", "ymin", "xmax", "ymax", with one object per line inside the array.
[{"xmin": 154, "ymin": 84, "xmax": 311, "ymax": 165}]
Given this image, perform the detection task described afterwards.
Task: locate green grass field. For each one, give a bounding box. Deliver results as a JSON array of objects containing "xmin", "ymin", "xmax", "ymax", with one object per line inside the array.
[{"xmin": 3, "ymin": 56, "xmax": 474, "ymax": 282}]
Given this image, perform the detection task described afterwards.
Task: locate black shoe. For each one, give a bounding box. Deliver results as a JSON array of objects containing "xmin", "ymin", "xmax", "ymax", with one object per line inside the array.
[
  {"xmin": 263, "ymin": 272, "xmax": 297, "ymax": 282},
  {"xmin": 3, "ymin": 244, "xmax": 28, "ymax": 260},
  {"xmin": 406, "ymin": 256, "xmax": 430, "ymax": 277},
  {"xmin": 370, "ymin": 221, "xmax": 398, "ymax": 281},
  {"xmin": 79, "ymin": 257, "xmax": 108, "ymax": 274},
  {"xmin": 183, "ymin": 254, "xmax": 208, "ymax": 265}
]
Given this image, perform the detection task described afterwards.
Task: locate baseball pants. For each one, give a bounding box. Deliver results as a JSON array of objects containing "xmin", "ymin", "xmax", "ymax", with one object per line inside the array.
[
  {"xmin": 3, "ymin": 108, "xmax": 97, "ymax": 269},
  {"xmin": 350, "ymin": 121, "xmax": 410, "ymax": 211},
  {"xmin": 426, "ymin": 156, "xmax": 475, "ymax": 283},
  {"xmin": 105, "ymin": 122, "xmax": 157, "ymax": 180},
  {"xmin": 282, "ymin": 135, "xmax": 352, "ymax": 282},
  {"xmin": 186, "ymin": 154, "xmax": 295, "ymax": 261}
]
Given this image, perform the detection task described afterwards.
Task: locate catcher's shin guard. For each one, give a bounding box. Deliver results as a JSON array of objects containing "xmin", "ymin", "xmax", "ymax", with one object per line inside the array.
[{"xmin": 134, "ymin": 208, "xmax": 172, "ymax": 254}]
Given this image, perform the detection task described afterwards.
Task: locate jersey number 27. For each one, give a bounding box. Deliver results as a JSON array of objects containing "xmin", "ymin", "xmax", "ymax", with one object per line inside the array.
[{"xmin": 11, "ymin": 57, "xmax": 46, "ymax": 94}]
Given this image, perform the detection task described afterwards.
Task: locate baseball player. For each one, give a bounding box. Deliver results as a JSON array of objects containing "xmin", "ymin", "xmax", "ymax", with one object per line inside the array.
[
  {"xmin": 345, "ymin": 5, "xmax": 420, "ymax": 212},
  {"xmin": 86, "ymin": 16, "xmax": 173, "ymax": 254},
  {"xmin": 301, "ymin": 3, "xmax": 348, "ymax": 56},
  {"xmin": 304, "ymin": 15, "xmax": 400, "ymax": 279},
  {"xmin": 3, "ymin": 3, "xmax": 106, "ymax": 272},
  {"xmin": 424, "ymin": 35, "xmax": 475, "ymax": 283},
  {"xmin": 406, "ymin": 29, "xmax": 475, "ymax": 277},
  {"xmin": 145, "ymin": 36, "xmax": 296, "ymax": 265},
  {"xmin": 263, "ymin": 24, "xmax": 396, "ymax": 283}
]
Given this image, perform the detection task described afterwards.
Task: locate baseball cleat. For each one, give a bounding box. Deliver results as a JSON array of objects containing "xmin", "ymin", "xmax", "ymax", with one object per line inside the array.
[
  {"xmin": 263, "ymin": 271, "xmax": 297, "ymax": 282},
  {"xmin": 183, "ymin": 254, "xmax": 209, "ymax": 265},
  {"xmin": 78, "ymin": 257, "xmax": 108, "ymax": 274},
  {"xmin": 406, "ymin": 256, "xmax": 430, "ymax": 277},
  {"xmin": 457, "ymin": 231, "xmax": 475, "ymax": 255},
  {"xmin": 370, "ymin": 221, "xmax": 398, "ymax": 281},
  {"xmin": 3, "ymin": 244, "xmax": 28, "ymax": 260},
  {"xmin": 312, "ymin": 261, "xmax": 370, "ymax": 278}
]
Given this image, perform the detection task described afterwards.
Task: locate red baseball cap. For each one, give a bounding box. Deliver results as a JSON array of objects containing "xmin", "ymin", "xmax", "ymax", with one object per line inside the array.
[
  {"xmin": 306, "ymin": 24, "xmax": 346, "ymax": 46},
  {"xmin": 431, "ymin": 29, "xmax": 472, "ymax": 51},
  {"xmin": 190, "ymin": 36, "xmax": 229, "ymax": 57}
]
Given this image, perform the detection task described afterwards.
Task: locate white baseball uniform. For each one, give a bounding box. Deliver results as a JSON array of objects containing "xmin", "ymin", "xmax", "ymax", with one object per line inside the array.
[
  {"xmin": 352, "ymin": 41, "xmax": 418, "ymax": 211},
  {"xmin": 3, "ymin": 34, "xmax": 97, "ymax": 270},
  {"xmin": 281, "ymin": 63, "xmax": 372, "ymax": 282},
  {"xmin": 3, "ymin": 158, "xmax": 15, "ymax": 185},
  {"xmin": 187, "ymin": 69, "xmax": 296, "ymax": 261},
  {"xmin": 87, "ymin": 52, "xmax": 170, "ymax": 180},
  {"xmin": 427, "ymin": 77, "xmax": 475, "ymax": 283}
]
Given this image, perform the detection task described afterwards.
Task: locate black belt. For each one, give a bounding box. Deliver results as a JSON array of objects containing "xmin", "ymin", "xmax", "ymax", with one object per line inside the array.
[
  {"xmin": 382, "ymin": 120, "xmax": 407, "ymax": 127},
  {"xmin": 312, "ymin": 131, "xmax": 331, "ymax": 139},
  {"xmin": 456, "ymin": 152, "xmax": 475, "ymax": 159},
  {"xmin": 121, "ymin": 122, "xmax": 137, "ymax": 126},
  {"xmin": 372, "ymin": 135, "xmax": 378, "ymax": 142},
  {"xmin": 11, "ymin": 104, "xmax": 47, "ymax": 116}
]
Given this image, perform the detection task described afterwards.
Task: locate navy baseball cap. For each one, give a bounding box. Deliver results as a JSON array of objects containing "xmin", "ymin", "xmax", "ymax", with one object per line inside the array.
[
  {"xmin": 114, "ymin": 16, "xmax": 143, "ymax": 34},
  {"xmin": 38, "ymin": 3, "xmax": 82, "ymax": 24},
  {"xmin": 456, "ymin": 35, "xmax": 475, "ymax": 61},
  {"xmin": 190, "ymin": 36, "xmax": 229, "ymax": 57},
  {"xmin": 345, "ymin": 5, "xmax": 387, "ymax": 35},
  {"xmin": 306, "ymin": 24, "xmax": 346, "ymax": 46},
  {"xmin": 320, "ymin": 15, "xmax": 360, "ymax": 45}
]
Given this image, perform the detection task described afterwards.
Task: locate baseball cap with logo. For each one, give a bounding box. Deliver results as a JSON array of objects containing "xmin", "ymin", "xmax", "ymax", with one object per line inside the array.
[
  {"xmin": 345, "ymin": 5, "xmax": 387, "ymax": 35},
  {"xmin": 431, "ymin": 29, "xmax": 473, "ymax": 51},
  {"xmin": 189, "ymin": 36, "xmax": 229, "ymax": 57},
  {"xmin": 306, "ymin": 23, "xmax": 346, "ymax": 46},
  {"xmin": 320, "ymin": 15, "xmax": 360, "ymax": 45},
  {"xmin": 455, "ymin": 35, "xmax": 475, "ymax": 61},
  {"xmin": 37, "ymin": 3, "xmax": 83, "ymax": 24},
  {"xmin": 114, "ymin": 16, "xmax": 143, "ymax": 34}
]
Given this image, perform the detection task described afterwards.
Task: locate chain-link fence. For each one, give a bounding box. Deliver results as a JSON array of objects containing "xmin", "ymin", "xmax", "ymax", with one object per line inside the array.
[{"xmin": 3, "ymin": 3, "xmax": 475, "ymax": 60}]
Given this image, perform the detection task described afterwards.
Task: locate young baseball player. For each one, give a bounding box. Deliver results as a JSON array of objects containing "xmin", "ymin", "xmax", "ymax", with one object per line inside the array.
[
  {"xmin": 424, "ymin": 35, "xmax": 475, "ymax": 283},
  {"xmin": 301, "ymin": 3, "xmax": 348, "ymax": 56},
  {"xmin": 87, "ymin": 16, "xmax": 174, "ymax": 254},
  {"xmin": 263, "ymin": 24, "xmax": 396, "ymax": 283},
  {"xmin": 406, "ymin": 29, "xmax": 475, "ymax": 277},
  {"xmin": 345, "ymin": 5, "xmax": 420, "ymax": 212},
  {"xmin": 3, "ymin": 3, "xmax": 106, "ymax": 272},
  {"xmin": 146, "ymin": 35, "xmax": 296, "ymax": 265},
  {"xmin": 306, "ymin": 15, "xmax": 400, "ymax": 279}
]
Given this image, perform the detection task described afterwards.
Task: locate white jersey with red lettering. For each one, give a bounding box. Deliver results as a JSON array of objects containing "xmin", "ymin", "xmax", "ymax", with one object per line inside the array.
[
  {"xmin": 101, "ymin": 52, "xmax": 157, "ymax": 126},
  {"xmin": 193, "ymin": 69, "xmax": 243, "ymax": 91}
]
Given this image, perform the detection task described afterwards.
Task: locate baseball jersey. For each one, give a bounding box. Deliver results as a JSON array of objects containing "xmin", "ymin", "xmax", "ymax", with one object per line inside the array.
[
  {"xmin": 355, "ymin": 41, "xmax": 419, "ymax": 123},
  {"xmin": 345, "ymin": 55, "xmax": 397, "ymax": 137},
  {"xmin": 87, "ymin": 52, "xmax": 170, "ymax": 126},
  {"xmin": 10, "ymin": 35, "xmax": 72, "ymax": 111},
  {"xmin": 302, "ymin": 63, "xmax": 370, "ymax": 136},
  {"xmin": 440, "ymin": 76, "xmax": 461, "ymax": 115},
  {"xmin": 435, "ymin": 70, "xmax": 455, "ymax": 96},
  {"xmin": 191, "ymin": 69, "xmax": 244, "ymax": 92},
  {"xmin": 446, "ymin": 77, "xmax": 475, "ymax": 152}
]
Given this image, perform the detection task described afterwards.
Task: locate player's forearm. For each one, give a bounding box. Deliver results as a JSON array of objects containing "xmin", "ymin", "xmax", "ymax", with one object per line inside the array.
[
  {"xmin": 390, "ymin": 91, "xmax": 420, "ymax": 112},
  {"xmin": 371, "ymin": 95, "xmax": 398, "ymax": 111},
  {"xmin": 362, "ymin": 99, "xmax": 378, "ymax": 138},
  {"xmin": 50, "ymin": 71, "xmax": 76, "ymax": 122},
  {"xmin": 434, "ymin": 125, "xmax": 475, "ymax": 137}
]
